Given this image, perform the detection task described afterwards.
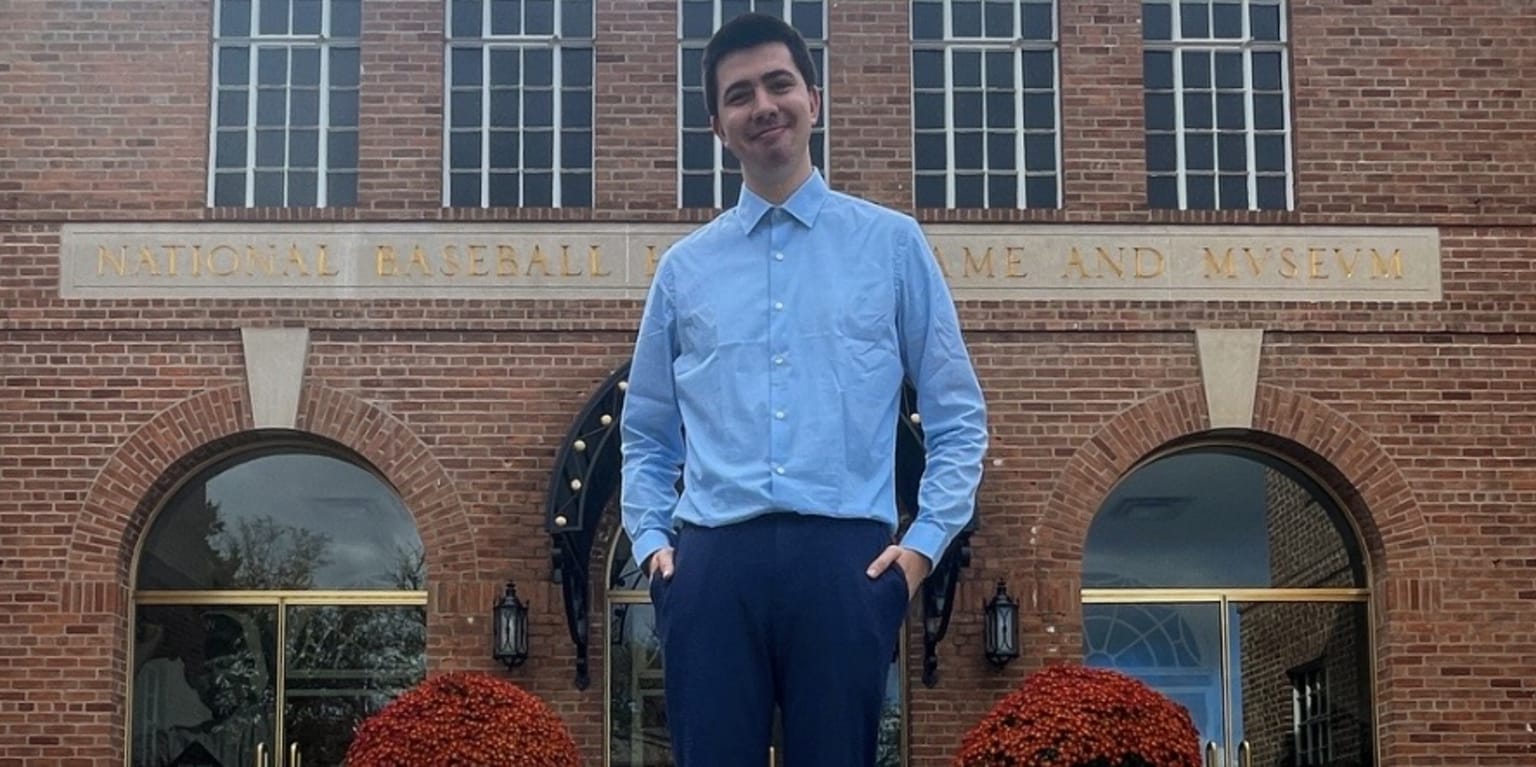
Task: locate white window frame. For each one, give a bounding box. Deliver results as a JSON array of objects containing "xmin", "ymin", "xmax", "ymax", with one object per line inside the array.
[
  {"xmin": 1143, "ymin": 0, "xmax": 1293, "ymax": 210},
  {"xmin": 910, "ymin": 0, "xmax": 1063, "ymax": 209},
  {"xmin": 207, "ymin": 0, "xmax": 360, "ymax": 208},
  {"xmin": 676, "ymin": 0, "xmax": 829, "ymax": 209},
  {"xmin": 443, "ymin": 0, "xmax": 594, "ymax": 208},
  {"xmin": 1290, "ymin": 663, "xmax": 1332, "ymax": 765}
]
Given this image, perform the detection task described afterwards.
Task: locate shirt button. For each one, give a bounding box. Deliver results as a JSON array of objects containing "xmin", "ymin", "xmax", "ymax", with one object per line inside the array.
[
  {"xmin": 775, "ymin": 410, "xmax": 786, "ymax": 420},
  {"xmin": 774, "ymin": 301, "xmax": 784, "ymax": 311},
  {"xmin": 773, "ymin": 252, "xmax": 785, "ymax": 261},
  {"xmin": 773, "ymin": 355, "xmax": 784, "ymax": 365},
  {"xmin": 775, "ymin": 466, "xmax": 786, "ymax": 475}
]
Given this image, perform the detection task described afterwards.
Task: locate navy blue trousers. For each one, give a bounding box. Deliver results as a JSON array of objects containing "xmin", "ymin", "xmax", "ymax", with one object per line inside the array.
[{"xmin": 650, "ymin": 513, "xmax": 910, "ymax": 767}]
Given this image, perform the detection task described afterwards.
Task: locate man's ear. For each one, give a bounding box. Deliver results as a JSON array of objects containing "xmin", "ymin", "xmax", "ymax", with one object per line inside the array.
[
  {"xmin": 808, "ymin": 85, "xmax": 821, "ymax": 125},
  {"xmin": 711, "ymin": 114, "xmax": 727, "ymax": 147}
]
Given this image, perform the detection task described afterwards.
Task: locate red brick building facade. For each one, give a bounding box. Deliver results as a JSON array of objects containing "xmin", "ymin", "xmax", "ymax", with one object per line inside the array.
[{"xmin": 3, "ymin": 0, "xmax": 1535, "ymax": 765}]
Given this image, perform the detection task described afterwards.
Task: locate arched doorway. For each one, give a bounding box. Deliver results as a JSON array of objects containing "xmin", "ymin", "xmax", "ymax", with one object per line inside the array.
[
  {"xmin": 603, "ymin": 529, "xmax": 906, "ymax": 767},
  {"xmin": 1082, "ymin": 445, "xmax": 1373, "ymax": 767},
  {"xmin": 130, "ymin": 441, "xmax": 428, "ymax": 767}
]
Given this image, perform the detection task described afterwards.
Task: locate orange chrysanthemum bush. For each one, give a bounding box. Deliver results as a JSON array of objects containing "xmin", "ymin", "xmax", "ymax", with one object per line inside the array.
[
  {"xmin": 345, "ymin": 672, "xmax": 580, "ymax": 767},
  {"xmin": 953, "ymin": 665, "xmax": 1201, "ymax": 767}
]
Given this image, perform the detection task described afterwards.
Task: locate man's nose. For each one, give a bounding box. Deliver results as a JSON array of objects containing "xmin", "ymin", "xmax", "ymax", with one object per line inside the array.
[{"xmin": 749, "ymin": 88, "xmax": 778, "ymax": 118}]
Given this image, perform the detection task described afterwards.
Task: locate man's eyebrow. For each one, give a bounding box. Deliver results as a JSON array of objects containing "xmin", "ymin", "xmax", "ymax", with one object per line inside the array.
[{"xmin": 723, "ymin": 68, "xmax": 799, "ymax": 93}]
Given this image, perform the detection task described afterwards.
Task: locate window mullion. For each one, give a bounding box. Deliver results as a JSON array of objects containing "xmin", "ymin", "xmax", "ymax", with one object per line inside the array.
[
  {"xmin": 943, "ymin": 47, "xmax": 956, "ymax": 208},
  {"xmin": 317, "ymin": 42, "xmax": 331, "ymax": 207},
  {"xmin": 244, "ymin": 46, "xmax": 259, "ymax": 206},
  {"xmin": 1014, "ymin": 46, "xmax": 1026, "ymax": 207},
  {"xmin": 552, "ymin": 43, "xmax": 564, "ymax": 206},
  {"xmin": 1171, "ymin": 46, "xmax": 1187, "ymax": 209},
  {"xmin": 481, "ymin": 47, "xmax": 492, "ymax": 207}
]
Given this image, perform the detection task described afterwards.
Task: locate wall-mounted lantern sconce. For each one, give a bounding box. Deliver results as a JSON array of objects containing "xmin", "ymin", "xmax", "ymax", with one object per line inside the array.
[
  {"xmin": 983, "ymin": 580, "xmax": 1019, "ymax": 667},
  {"xmin": 493, "ymin": 580, "xmax": 529, "ymax": 670}
]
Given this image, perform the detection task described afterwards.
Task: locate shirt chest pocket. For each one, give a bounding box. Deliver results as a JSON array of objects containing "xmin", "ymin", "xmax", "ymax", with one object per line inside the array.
[{"xmin": 677, "ymin": 302, "xmax": 718, "ymax": 358}]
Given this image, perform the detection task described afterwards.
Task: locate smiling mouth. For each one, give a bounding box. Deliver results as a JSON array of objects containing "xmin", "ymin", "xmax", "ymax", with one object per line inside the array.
[{"xmin": 752, "ymin": 125, "xmax": 788, "ymax": 141}]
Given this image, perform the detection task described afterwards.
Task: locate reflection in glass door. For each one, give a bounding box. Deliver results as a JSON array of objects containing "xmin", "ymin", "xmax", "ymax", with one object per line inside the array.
[
  {"xmin": 1085, "ymin": 596, "xmax": 1373, "ymax": 767},
  {"xmin": 134, "ymin": 598, "xmax": 425, "ymax": 767}
]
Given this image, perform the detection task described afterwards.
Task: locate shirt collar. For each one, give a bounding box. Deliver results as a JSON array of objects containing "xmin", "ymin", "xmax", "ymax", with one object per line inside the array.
[{"xmin": 734, "ymin": 169, "xmax": 828, "ymax": 233}]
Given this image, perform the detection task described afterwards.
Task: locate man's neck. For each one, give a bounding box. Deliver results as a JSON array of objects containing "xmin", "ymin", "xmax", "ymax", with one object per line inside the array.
[{"xmin": 743, "ymin": 161, "xmax": 814, "ymax": 206}]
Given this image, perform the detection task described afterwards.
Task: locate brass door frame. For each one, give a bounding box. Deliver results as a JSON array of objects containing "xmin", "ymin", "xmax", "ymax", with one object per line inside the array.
[{"xmin": 128, "ymin": 589, "xmax": 428, "ymax": 767}]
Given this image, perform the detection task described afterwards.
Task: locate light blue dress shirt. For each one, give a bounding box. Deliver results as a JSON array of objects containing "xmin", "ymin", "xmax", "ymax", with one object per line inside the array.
[{"xmin": 620, "ymin": 170, "xmax": 987, "ymax": 570}]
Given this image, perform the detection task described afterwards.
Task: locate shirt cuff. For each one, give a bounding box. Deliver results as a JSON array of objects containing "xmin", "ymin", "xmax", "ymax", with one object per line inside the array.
[
  {"xmin": 898, "ymin": 519, "xmax": 948, "ymax": 568},
  {"xmin": 630, "ymin": 528, "xmax": 675, "ymax": 572}
]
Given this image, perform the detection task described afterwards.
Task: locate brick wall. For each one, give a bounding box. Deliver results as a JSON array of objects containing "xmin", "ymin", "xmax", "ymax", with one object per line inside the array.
[{"xmin": 4, "ymin": 0, "xmax": 1536, "ymax": 764}]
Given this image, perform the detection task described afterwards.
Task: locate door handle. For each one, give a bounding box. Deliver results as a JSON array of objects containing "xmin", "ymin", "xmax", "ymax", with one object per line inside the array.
[
  {"xmin": 255, "ymin": 743, "xmax": 268, "ymax": 767},
  {"xmin": 289, "ymin": 742, "xmax": 302, "ymax": 767},
  {"xmin": 1204, "ymin": 741, "xmax": 1221, "ymax": 767},
  {"xmin": 1237, "ymin": 740, "xmax": 1251, "ymax": 767}
]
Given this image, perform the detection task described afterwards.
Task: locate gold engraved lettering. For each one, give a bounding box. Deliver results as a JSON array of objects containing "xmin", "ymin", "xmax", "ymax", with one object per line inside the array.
[
  {"xmin": 1202, "ymin": 247, "xmax": 1237, "ymax": 279},
  {"xmin": 1308, "ymin": 247, "xmax": 1329, "ymax": 279},
  {"xmin": 98, "ymin": 246, "xmax": 127, "ymax": 277},
  {"xmin": 317, "ymin": 245, "xmax": 338, "ymax": 276},
  {"xmin": 137, "ymin": 247, "xmax": 161, "ymax": 276},
  {"xmin": 1371, "ymin": 248, "xmax": 1404, "ymax": 279},
  {"xmin": 441, "ymin": 245, "xmax": 462, "ymax": 276},
  {"xmin": 284, "ymin": 244, "xmax": 310, "ymax": 277},
  {"xmin": 204, "ymin": 246, "xmax": 238, "ymax": 276},
  {"xmin": 644, "ymin": 245, "xmax": 660, "ymax": 279},
  {"xmin": 1004, "ymin": 246, "xmax": 1028, "ymax": 278},
  {"xmin": 1336, "ymin": 248, "xmax": 1358, "ymax": 279},
  {"xmin": 1063, "ymin": 247, "xmax": 1094, "ymax": 279},
  {"xmin": 408, "ymin": 245, "xmax": 432, "ymax": 276},
  {"xmin": 559, "ymin": 244, "xmax": 583, "ymax": 277},
  {"xmin": 376, "ymin": 245, "xmax": 400, "ymax": 276},
  {"xmin": 1094, "ymin": 247, "xmax": 1125, "ymax": 279},
  {"xmin": 1135, "ymin": 246, "xmax": 1165, "ymax": 278},
  {"xmin": 526, "ymin": 244, "xmax": 553, "ymax": 277},
  {"xmin": 963, "ymin": 247, "xmax": 995, "ymax": 278},
  {"xmin": 1243, "ymin": 247, "xmax": 1268, "ymax": 277},
  {"xmin": 163, "ymin": 245, "xmax": 181, "ymax": 276},
  {"xmin": 589, "ymin": 245, "xmax": 612, "ymax": 277},
  {"xmin": 466, "ymin": 245, "xmax": 489, "ymax": 276},
  {"xmin": 497, "ymin": 245, "xmax": 521, "ymax": 276},
  {"xmin": 930, "ymin": 245, "xmax": 953, "ymax": 279},
  {"xmin": 1278, "ymin": 247, "xmax": 1299, "ymax": 278}
]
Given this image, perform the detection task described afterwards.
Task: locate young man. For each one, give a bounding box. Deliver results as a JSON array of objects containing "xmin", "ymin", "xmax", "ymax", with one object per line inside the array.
[{"xmin": 620, "ymin": 12, "xmax": 987, "ymax": 766}]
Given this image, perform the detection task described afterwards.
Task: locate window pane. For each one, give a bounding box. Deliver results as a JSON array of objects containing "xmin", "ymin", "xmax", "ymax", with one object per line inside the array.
[
  {"xmin": 1182, "ymin": 50, "xmax": 1212, "ymax": 88},
  {"xmin": 952, "ymin": 51, "xmax": 981, "ymax": 88},
  {"xmin": 290, "ymin": 89, "xmax": 319, "ymax": 126},
  {"xmin": 987, "ymin": 132, "xmax": 1016, "ymax": 170},
  {"xmin": 683, "ymin": 132, "xmax": 714, "ymax": 169},
  {"xmin": 914, "ymin": 174, "xmax": 945, "ymax": 207},
  {"xmin": 524, "ymin": 130, "xmax": 553, "ymax": 168},
  {"xmin": 1217, "ymin": 133, "xmax": 1246, "ymax": 171},
  {"xmin": 490, "ymin": 49, "xmax": 519, "ymax": 85},
  {"xmin": 451, "ymin": 91, "xmax": 482, "ymax": 127},
  {"xmin": 681, "ymin": 1, "xmax": 714, "ymax": 39},
  {"xmin": 913, "ymin": 93, "xmax": 945, "ymax": 130},
  {"xmin": 329, "ymin": 89, "xmax": 358, "ymax": 126},
  {"xmin": 984, "ymin": 0, "xmax": 1012, "ymax": 38},
  {"xmin": 1143, "ymin": 1, "xmax": 1171, "ymax": 40},
  {"xmin": 328, "ymin": 130, "xmax": 358, "ymax": 169},
  {"xmin": 1254, "ymin": 93, "xmax": 1285, "ymax": 130},
  {"xmin": 489, "ymin": 131, "xmax": 519, "ymax": 169},
  {"xmin": 220, "ymin": 0, "xmax": 252, "ymax": 36},
  {"xmin": 563, "ymin": 0, "xmax": 593, "ymax": 38},
  {"xmin": 986, "ymin": 92, "xmax": 1015, "ymax": 129},
  {"xmin": 681, "ymin": 174, "xmax": 713, "ymax": 207},
  {"xmin": 1212, "ymin": 1, "xmax": 1241, "ymax": 38},
  {"xmin": 1146, "ymin": 134, "xmax": 1177, "ymax": 172},
  {"xmin": 1184, "ymin": 93, "xmax": 1213, "ymax": 129},
  {"xmin": 1257, "ymin": 176, "xmax": 1287, "ymax": 209},
  {"xmin": 984, "ymin": 50, "xmax": 1013, "ymax": 88},
  {"xmin": 914, "ymin": 133, "xmax": 947, "ymax": 171},
  {"xmin": 332, "ymin": 0, "xmax": 361, "ymax": 37},
  {"xmin": 254, "ymin": 170, "xmax": 284, "ymax": 205},
  {"xmin": 1186, "ymin": 173, "xmax": 1215, "ymax": 208},
  {"xmin": 1144, "ymin": 51, "xmax": 1173, "ymax": 90},
  {"xmin": 523, "ymin": 89, "xmax": 552, "ymax": 126},
  {"xmin": 913, "ymin": 1, "xmax": 943, "ymax": 40},
  {"xmin": 489, "ymin": 172, "xmax": 518, "ymax": 205},
  {"xmin": 952, "ymin": 1, "xmax": 982, "ymax": 37},
  {"xmin": 1216, "ymin": 92, "xmax": 1245, "ymax": 130},
  {"xmin": 452, "ymin": 48, "xmax": 483, "ymax": 86},
  {"xmin": 490, "ymin": 90, "xmax": 519, "ymax": 127},
  {"xmin": 288, "ymin": 129, "xmax": 319, "ymax": 166},
  {"xmin": 293, "ymin": 0, "xmax": 321, "ymax": 34},
  {"xmin": 256, "ymin": 89, "xmax": 285, "ymax": 126},
  {"xmin": 213, "ymin": 172, "xmax": 245, "ymax": 205},
  {"xmin": 259, "ymin": 0, "xmax": 289, "ymax": 35},
  {"xmin": 561, "ymin": 172, "xmax": 592, "ymax": 207},
  {"xmin": 954, "ymin": 173, "xmax": 983, "ymax": 207},
  {"xmin": 524, "ymin": 172, "xmax": 553, "ymax": 206},
  {"xmin": 1185, "ymin": 133, "xmax": 1214, "ymax": 170},
  {"xmin": 1022, "ymin": 93, "xmax": 1055, "ymax": 129},
  {"xmin": 1021, "ymin": 50, "xmax": 1054, "ymax": 89},
  {"xmin": 1021, "ymin": 2, "xmax": 1053, "ymax": 39},
  {"xmin": 1218, "ymin": 175, "xmax": 1247, "ymax": 208},
  {"xmin": 525, "ymin": 49, "xmax": 552, "ymax": 87},
  {"xmin": 450, "ymin": 172, "xmax": 482, "ymax": 206},
  {"xmin": 1255, "ymin": 134, "xmax": 1286, "ymax": 172},
  {"xmin": 562, "ymin": 132, "xmax": 592, "ymax": 169},
  {"xmin": 330, "ymin": 48, "xmax": 360, "ymax": 87},
  {"xmin": 216, "ymin": 131, "xmax": 248, "ymax": 167},
  {"xmin": 452, "ymin": 0, "xmax": 482, "ymax": 37},
  {"xmin": 563, "ymin": 48, "xmax": 593, "ymax": 88},
  {"xmin": 564, "ymin": 91, "xmax": 592, "ymax": 128},
  {"xmin": 255, "ymin": 128, "xmax": 285, "ymax": 165},
  {"xmin": 287, "ymin": 170, "xmax": 317, "ymax": 206},
  {"xmin": 257, "ymin": 48, "xmax": 287, "ymax": 86},
  {"xmin": 988, "ymin": 174, "xmax": 1017, "ymax": 207},
  {"xmin": 526, "ymin": 0, "xmax": 554, "ymax": 34},
  {"xmin": 791, "ymin": 1, "xmax": 822, "ymax": 39},
  {"xmin": 1147, "ymin": 175, "xmax": 1178, "ymax": 208},
  {"xmin": 1252, "ymin": 51, "xmax": 1284, "ymax": 90},
  {"xmin": 1215, "ymin": 51, "xmax": 1244, "ymax": 89},
  {"xmin": 1145, "ymin": 93, "xmax": 1175, "ymax": 131},
  {"xmin": 953, "ymin": 92, "xmax": 983, "ymax": 129},
  {"xmin": 218, "ymin": 90, "xmax": 249, "ymax": 127},
  {"xmin": 1023, "ymin": 134, "xmax": 1056, "ymax": 171},
  {"xmin": 912, "ymin": 50, "xmax": 944, "ymax": 89},
  {"xmin": 1180, "ymin": 1, "xmax": 1209, "ymax": 37},
  {"xmin": 1024, "ymin": 176, "xmax": 1056, "ymax": 208},
  {"xmin": 954, "ymin": 131, "xmax": 983, "ymax": 170},
  {"xmin": 491, "ymin": 0, "xmax": 521, "ymax": 35},
  {"xmin": 328, "ymin": 171, "xmax": 357, "ymax": 205},
  {"xmin": 219, "ymin": 47, "xmax": 250, "ymax": 85},
  {"xmin": 1251, "ymin": 3, "xmax": 1282, "ymax": 41},
  {"xmin": 450, "ymin": 131, "xmax": 482, "ymax": 169}
]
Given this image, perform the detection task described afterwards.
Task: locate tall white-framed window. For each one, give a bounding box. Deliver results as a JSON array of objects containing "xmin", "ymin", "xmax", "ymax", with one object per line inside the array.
[
  {"xmin": 1290, "ymin": 662, "xmax": 1331, "ymax": 765},
  {"xmin": 445, "ymin": 0, "xmax": 594, "ymax": 207},
  {"xmin": 209, "ymin": 0, "xmax": 361, "ymax": 207},
  {"xmin": 1143, "ymin": 0, "xmax": 1292, "ymax": 210},
  {"xmin": 911, "ymin": 0, "xmax": 1061, "ymax": 209},
  {"xmin": 678, "ymin": 0, "xmax": 827, "ymax": 208}
]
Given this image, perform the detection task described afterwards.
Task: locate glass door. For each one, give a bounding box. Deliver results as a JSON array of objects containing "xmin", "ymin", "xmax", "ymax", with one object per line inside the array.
[
  {"xmin": 281, "ymin": 603, "xmax": 427, "ymax": 766},
  {"xmin": 133, "ymin": 604, "xmax": 279, "ymax": 767}
]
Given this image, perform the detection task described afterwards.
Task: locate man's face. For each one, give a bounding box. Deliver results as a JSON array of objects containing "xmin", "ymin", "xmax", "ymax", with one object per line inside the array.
[{"xmin": 710, "ymin": 42, "xmax": 820, "ymax": 185}]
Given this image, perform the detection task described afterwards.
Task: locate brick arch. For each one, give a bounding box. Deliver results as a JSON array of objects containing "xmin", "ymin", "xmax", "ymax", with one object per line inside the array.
[
  {"xmin": 68, "ymin": 383, "xmax": 478, "ymax": 588},
  {"xmin": 1035, "ymin": 383, "xmax": 1438, "ymax": 610}
]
